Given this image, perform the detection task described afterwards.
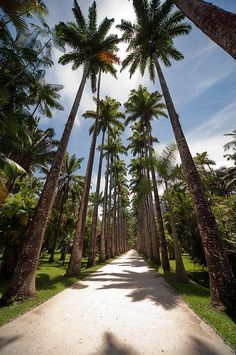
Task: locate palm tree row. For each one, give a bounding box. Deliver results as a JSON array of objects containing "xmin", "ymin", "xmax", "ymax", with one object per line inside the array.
[
  {"xmin": 118, "ymin": 0, "xmax": 235, "ymax": 311},
  {"xmin": 1, "ymin": 0, "xmax": 235, "ymax": 316}
]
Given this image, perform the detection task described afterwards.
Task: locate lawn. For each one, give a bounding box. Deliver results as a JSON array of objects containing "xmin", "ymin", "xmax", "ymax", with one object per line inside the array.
[
  {"xmin": 149, "ymin": 254, "xmax": 236, "ymax": 349},
  {"xmin": 0, "ymin": 253, "xmax": 113, "ymax": 327}
]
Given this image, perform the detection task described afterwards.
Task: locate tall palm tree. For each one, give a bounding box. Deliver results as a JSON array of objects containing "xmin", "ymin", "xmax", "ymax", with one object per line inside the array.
[
  {"xmin": 155, "ymin": 143, "xmax": 188, "ymax": 282},
  {"xmin": 124, "ymin": 86, "xmax": 169, "ymax": 270},
  {"xmin": 84, "ymin": 97, "xmax": 124, "ymax": 267},
  {"xmin": 118, "ymin": 0, "xmax": 236, "ymax": 310},
  {"xmin": 66, "ymin": 59, "xmax": 120, "ymax": 277},
  {"xmin": 2, "ymin": 1, "xmax": 120, "ymax": 302},
  {"xmin": 101, "ymin": 136, "xmax": 126, "ymax": 260}
]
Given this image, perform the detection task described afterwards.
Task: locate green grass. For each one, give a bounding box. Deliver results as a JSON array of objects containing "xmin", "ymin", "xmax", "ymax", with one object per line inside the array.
[
  {"xmin": 149, "ymin": 255, "xmax": 236, "ymax": 349},
  {"xmin": 0, "ymin": 253, "xmax": 114, "ymax": 327}
]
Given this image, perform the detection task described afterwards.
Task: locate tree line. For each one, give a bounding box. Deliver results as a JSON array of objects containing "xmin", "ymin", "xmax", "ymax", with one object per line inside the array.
[{"xmin": 0, "ymin": 0, "xmax": 235, "ymax": 315}]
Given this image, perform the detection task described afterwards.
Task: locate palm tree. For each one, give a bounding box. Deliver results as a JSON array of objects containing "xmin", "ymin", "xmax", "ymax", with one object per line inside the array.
[
  {"xmin": 101, "ymin": 136, "xmax": 126, "ymax": 260},
  {"xmin": 125, "ymin": 86, "xmax": 169, "ymax": 269},
  {"xmin": 2, "ymin": 1, "xmax": 120, "ymax": 302},
  {"xmin": 127, "ymin": 0, "xmax": 236, "ymax": 59},
  {"xmin": 28, "ymin": 81, "xmax": 64, "ymax": 119},
  {"xmin": 155, "ymin": 143, "xmax": 188, "ymax": 282},
  {"xmin": 118, "ymin": 0, "xmax": 236, "ymax": 310},
  {"xmin": 84, "ymin": 97, "xmax": 124, "ymax": 267},
  {"xmin": 66, "ymin": 58, "xmax": 120, "ymax": 277},
  {"xmin": 171, "ymin": 0, "xmax": 236, "ymax": 60},
  {"xmin": 48, "ymin": 153, "xmax": 83, "ymax": 262},
  {"xmin": 11, "ymin": 127, "xmax": 59, "ymax": 175}
]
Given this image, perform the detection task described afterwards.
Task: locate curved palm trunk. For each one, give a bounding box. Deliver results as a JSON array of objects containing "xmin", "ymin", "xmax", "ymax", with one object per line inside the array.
[
  {"xmin": 153, "ymin": 54, "xmax": 236, "ymax": 310},
  {"xmin": 172, "ymin": 0, "xmax": 236, "ymax": 60},
  {"xmin": 66, "ymin": 70, "xmax": 102, "ymax": 276},
  {"xmin": 2, "ymin": 62, "xmax": 90, "ymax": 301},
  {"xmin": 87, "ymin": 129, "xmax": 105, "ymax": 267}
]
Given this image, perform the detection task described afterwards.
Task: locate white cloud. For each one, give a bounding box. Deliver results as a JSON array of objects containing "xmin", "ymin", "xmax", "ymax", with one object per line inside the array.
[{"xmin": 188, "ymin": 100, "xmax": 236, "ymax": 140}]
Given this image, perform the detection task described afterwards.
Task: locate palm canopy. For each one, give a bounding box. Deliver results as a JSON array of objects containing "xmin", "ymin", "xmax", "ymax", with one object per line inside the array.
[
  {"xmin": 0, "ymin": 0, "xmax": 47, "ymax": 30},
  {"xmin": 155, "ymin": 143, "xmax": 179, "ymax": 182},
  {"xmin": 56, "ymin": 1, "xmax": 120, "ymax": 92},
  {"xmin": 58, "ymin": 153, "xmax": 84, "ymax": 191},
  {"xmin": 124, "ymin": 85, "xmax": 167, "ymax": 128},
  {"xmin": 103, "ymin": 137, "xmax": 127, "ymax": 160},
  {"xmin": 28, "ymin": 80, "xmax": 64, "ymax": 118},
  {"xmin": 117, "ymin": 0, "xmax": 191, "ymax": 79},
  {"xmin": 83, "ymin": 96, "xmax": 125, "ymax": 136}
]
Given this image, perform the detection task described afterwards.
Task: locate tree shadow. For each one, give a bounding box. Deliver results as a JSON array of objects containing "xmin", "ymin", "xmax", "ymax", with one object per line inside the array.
[
  {"xmin": 93, "ymin": 332, "xmax": 140, "ymax": 355},
  {"xmin": 189, "ymin": 336, "xmax": 228, "ymax": 355},
  {"xmin": 0, "ymin": 335, "xmax": 22, "ymax": 351},
  {"xmin": 35, "ymin": 273, "xmax": 88, "ymax": 291},
  {"xmin": 85, "ymin": 266, "xmax": 180, "ymax": 310}
]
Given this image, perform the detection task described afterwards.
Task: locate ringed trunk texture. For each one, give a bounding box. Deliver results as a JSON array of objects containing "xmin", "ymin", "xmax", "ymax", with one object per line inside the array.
[
  {"xmin": 154, "ymin": 54, "xmax": 236, "ymax": 311},
  {"xmin": 172, "ymin": 0, "xmax": 236, "ymax": 60},
  {"xmin": 87, "ymin": 130, "xmax": 105, "ymax": 267},
  {"xmin": 2, "ymin": 62, "xmax": 90, "ymax": 301},
  {"xmin": 66, "ymin": 70, "xmax": 101, "ymax": 276}
]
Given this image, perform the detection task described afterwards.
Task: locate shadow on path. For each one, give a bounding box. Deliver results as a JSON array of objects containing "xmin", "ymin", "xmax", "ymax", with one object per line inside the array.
[
  {"xmin": 94, "ymin": 332, "xmax": 140, "ymax": 355},
  {"xmin": 84, "ymin": 256, "xmax": 179, "ymax": 310},
  {"xmin": 0, "ymin": 336, "xmax": 22, "ymax": 351}
]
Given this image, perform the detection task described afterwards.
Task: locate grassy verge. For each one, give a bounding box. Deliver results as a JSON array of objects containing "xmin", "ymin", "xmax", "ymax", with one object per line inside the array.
[
  {"xmin": 0, "ymin": 253, "xmax": 114, "ymax": 327},
  {"xmin": 149, "ymin": 255, "xmax": 236, "ymax": 349}
]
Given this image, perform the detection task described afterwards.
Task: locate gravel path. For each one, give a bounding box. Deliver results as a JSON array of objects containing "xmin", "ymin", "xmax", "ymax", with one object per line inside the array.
[{"xmin": 0, "ymin": 250, "xmax": 234, "ymax": 354}]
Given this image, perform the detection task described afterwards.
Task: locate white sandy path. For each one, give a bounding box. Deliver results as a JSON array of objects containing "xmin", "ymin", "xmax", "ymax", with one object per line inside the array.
[{"xmin": 0, "ymin": 250, "xmax": 234, "ymax": 355}]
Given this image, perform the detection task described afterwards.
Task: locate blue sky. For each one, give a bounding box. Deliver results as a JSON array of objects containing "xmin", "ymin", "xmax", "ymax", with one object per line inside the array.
[{"xmin": 40, "ymin": 0, "xmax": 236, "ymax": 189}]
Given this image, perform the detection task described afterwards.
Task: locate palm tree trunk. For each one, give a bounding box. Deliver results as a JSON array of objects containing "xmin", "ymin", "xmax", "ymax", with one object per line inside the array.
[
  {"xmin": 147, "ymin": 142, "xmax": 170, "ymax": 270},
  {"xmin": 153, "ymin": 53, "xmax": 236, "ymax": 310},
  {"xmin": 149, "ymin": 193, "xmax": 161, "ymax": 265},
  {"xmin": 100, "ymin": 153, "xmax": 109, "ymax": 262},
  {"xmin": 107, "ymin": 155, "xmax": 114, "ymax": 257},
  {"xmin": 112, "ymin": 179, "xmax": 117, "ymax": 256},
  {"xmin": 2, "ymin": 62, "xmax": 90, "ymax": 301},
  {"xmin": 87, "ymin": 129, "xmax": 105, "ymax": 267},
  {"xmin": 66, "ymin": 70, "xmax": 102, "ymax": 276},
  {"xmin": 172, "ymin": 0, "xmax": 236, "ymax": 60}
]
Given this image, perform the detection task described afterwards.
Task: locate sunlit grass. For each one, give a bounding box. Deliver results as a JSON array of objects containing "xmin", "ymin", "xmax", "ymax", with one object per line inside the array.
[
  {"xmin": 148, "ymin": 254, "xmax": 236, "ymax": 349},
  {"xmin": 0, "ymin": 253, "xmax": 113, "ymax": 327}
]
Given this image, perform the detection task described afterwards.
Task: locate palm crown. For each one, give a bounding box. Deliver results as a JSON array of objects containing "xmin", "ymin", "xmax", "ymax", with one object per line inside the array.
[
  {"xmin": 124, "ymin": 85, "xmax": 167, "ymax": 128},
  {"xmin": 117, "ymin": 0, "xmax": 191, "ymax": 79},
  {"xmin": 57, "ymin": 1, "xmax": 120, "ymax": 91}
]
